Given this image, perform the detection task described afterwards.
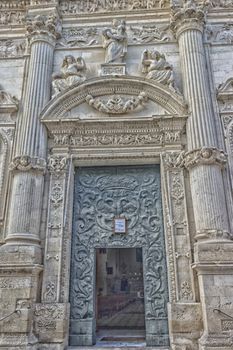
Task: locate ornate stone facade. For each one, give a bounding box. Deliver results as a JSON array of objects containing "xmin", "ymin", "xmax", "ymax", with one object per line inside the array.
[{"xmin": 0, "ymin": 0, "xmax": 232, "ymax": 349}]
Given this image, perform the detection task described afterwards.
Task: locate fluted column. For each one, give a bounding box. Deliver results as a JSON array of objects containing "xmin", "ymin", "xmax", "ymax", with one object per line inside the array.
[
  {"xmin": 171, "ymin": 3, "xmax": 233, "ymax": 349},
  {"xmin": 171, "ymin": 2, "xmax": 230, "ymax": 240},
  {"xmin": 2, "ymin": 14, "xmax": 59, "ymax": 261}
]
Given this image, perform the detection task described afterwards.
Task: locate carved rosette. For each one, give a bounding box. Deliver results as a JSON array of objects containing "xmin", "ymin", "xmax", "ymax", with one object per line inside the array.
[
  {"xmin": 9, "ymin": 155, "xmax": 46, "ymax": 173},
  {"xmin": 26, "ymin": 14, "xmax": 61, "ymax": 45},
  {"xmin": 184, "ymin": 148, "xmax": 227, "ymax": 169},
  {"xmin": 170, "ymin": 2, "xmax": 205, "ymax": 38}
]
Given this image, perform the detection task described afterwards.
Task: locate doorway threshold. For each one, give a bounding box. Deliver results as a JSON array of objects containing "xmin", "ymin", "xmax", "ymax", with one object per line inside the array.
[{"xmin": 69, "ymin": 330, "xmax": 170, "ymax": 349}]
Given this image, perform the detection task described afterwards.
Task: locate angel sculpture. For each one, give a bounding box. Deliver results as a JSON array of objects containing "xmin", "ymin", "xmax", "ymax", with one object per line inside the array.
[
  {"xmin": 141, "ymin": 49, "xmax": 176, "ymax": 92},
  {"xmin": 52, "ymin": 55, "xmax": 86, "ymax": 96}
]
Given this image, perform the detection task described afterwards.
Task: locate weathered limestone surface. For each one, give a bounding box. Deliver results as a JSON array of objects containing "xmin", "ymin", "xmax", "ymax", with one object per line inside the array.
[{"xmin": 0, "ymin": 0, "xmax": 232, "ymax": 349}]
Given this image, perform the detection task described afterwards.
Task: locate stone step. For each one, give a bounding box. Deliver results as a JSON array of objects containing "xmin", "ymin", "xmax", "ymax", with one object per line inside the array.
[
  {"xmin": 69, "ymin": 348, "xmax": 170, "ymax": 349},
  {"xmin": 69, "ymin": 347, "xmax": 170, "ymax": 349}
]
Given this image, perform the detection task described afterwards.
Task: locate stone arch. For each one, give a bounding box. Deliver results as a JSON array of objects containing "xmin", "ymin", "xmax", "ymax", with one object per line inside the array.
[{"xmin": 41, "ymin": 76, "xmax": 187, "ymax": 121}]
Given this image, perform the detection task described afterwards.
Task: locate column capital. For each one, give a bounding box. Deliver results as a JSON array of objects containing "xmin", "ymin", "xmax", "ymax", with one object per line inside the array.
[
  {"xmin": 170, "ymin": 1, "xmax": 205, "ymax": 38},
  {"xmin": 26, "ymin": 13, "xmax": 61, "ymax": 46},
  {"xmin": 184, "ymin": 147, "xmax": 227, "ymax": 169}
]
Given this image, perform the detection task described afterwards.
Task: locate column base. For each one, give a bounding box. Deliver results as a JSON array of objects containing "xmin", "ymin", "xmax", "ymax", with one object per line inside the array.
[
  {"xmin": 199, "ymin": 332, "xmax": 233, "ymax": 350},
  {"xmin": 0, "ymin": 333, "xmax": 38, "ymax": 349},
  {"xmin": 168, "ymin": 302, "xmax": 202, "ymax": 350},
  {"xmin": 0, "ymin": 239, "xmax": 42, "ymax": 265}
]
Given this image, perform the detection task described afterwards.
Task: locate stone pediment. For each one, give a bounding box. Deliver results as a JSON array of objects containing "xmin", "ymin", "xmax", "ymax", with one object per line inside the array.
[
  {"xmin": 217, "ymin": 77, "xmax": 233, "ymax": 101},
  {"xmin": 41, "ymin": 76, "xmax": 187, "ymax": 127}
]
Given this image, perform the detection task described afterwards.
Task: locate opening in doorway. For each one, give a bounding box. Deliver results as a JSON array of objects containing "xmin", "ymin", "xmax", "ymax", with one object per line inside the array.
[{"xmin": 96, "ymin": 248, "xmax": 145, "ymax": 345}]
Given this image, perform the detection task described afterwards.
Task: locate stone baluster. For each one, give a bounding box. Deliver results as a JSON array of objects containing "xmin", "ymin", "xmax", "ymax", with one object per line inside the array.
[
  {"xmin": 2, "ymin": 13, "xmax": 60, "ymax": 263},
  {"xmin": 171, "ymin": 2, "xmax": 233, "ymax": 349}
]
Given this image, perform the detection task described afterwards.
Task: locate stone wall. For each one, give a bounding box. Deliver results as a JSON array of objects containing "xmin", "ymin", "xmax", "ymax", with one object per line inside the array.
[{"xmin": 0, "ymin": 0, "xmax": 232, "ymax": 349}]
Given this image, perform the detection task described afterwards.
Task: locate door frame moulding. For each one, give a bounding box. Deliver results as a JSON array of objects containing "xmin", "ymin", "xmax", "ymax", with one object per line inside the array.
[{"xmin": 33, "ymin": 77, "xmax": 202, "ymax": 349}]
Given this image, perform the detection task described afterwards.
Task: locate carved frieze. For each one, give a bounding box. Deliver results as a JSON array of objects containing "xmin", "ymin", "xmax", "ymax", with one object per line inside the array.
[
  {"xmin": 58, "ymin": 23, "xmax": 173, "ymax": 49},
  {"xmin": 26, "ymin": 14, "xmax": 61, "ymax": 42},
  {"xmin": 9, "ymin": 155, "xmax": 46, "ymax": 173},
  {"xmin": 0, "ymin": 39, "xmax": 26, "ymax": 58},
  {"xmin": 0, "ymin": 11, "xmax": 25, "ymax": 26},
  {"xmin": 206, "ymin": 24, "xmax": 233, "ymax": 44},
  {"xmin": 60, "ymin": 0, "xmax": 169, "ymax": 15},
  {"xmin": 85, "ymin": 92, "xmax": 147, "ymax": 114}
]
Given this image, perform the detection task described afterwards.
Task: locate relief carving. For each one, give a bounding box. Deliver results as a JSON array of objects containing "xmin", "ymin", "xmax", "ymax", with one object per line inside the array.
[
  {"xmin": 0, "ymin": 11, "xmax": 25, "ymax": 25},
  {"xmin": 52, "ymin": 55, "xmax": 86, "ymax": 97},
  {"xmin": 60, "ymin": 0, "xmax": 169, "ymax": 15},
  {"xmin": 9, "ymin": 155, "xmax": 46, "ymax": 173},
  {"xmin": 206, "ymin": 24, "xmax": 233, "ymax": 44},
  {"xmin": 0, "ymin": 40, "xmax": 26, "ymax": 58},
  {"xmin": 58, "ymin": 23, "xmax": 173, "ymax": 49},
  {"xmin": 70, "ymin": 166, "xmax": 168, "ymax": 322},
  {"xmin": 48, "ymin": 155, "xmax": 67, "ymax": 176},
  {"xmin": 85, "ymin": 92, "xmax": 147, "ymax": 114},
  {"xmin": 141, "ymin": 49, "xmax": 178, "ymax": 93},
  {"xmin": 130, "ymin": 24, "xmax": 173, "ymax": 43},
  {"xmin": 102, "ymin": 19, "xmax": 127, "ymax": 64},
  {"xmin": 184, "ymin": 147, "xmax": 227, "ymax": 169}
]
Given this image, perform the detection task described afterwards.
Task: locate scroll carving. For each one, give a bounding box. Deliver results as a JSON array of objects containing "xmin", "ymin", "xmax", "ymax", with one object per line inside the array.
[
  {"xmin": 184, "ymin": 147, "xmax": 227, "ymax": 169},
  {"xmin": 70, "ymin": 166, "xmax": 168, "ymax": 322},
  {"xmin": 85, "ymin": 92, "xmax": 147, "ymax": 114}
]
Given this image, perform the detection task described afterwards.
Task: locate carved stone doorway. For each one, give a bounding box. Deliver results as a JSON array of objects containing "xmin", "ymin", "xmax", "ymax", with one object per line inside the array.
[
  {"xmin": 96, "ymin": 247, "xmax": 145, "ymax": 334},
  {"xmin": 69, "ymin": 165, "xmax": 169, "ymax": 347}
]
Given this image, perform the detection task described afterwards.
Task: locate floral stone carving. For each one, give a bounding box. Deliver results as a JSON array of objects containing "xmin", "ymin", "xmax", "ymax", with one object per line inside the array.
[
  {"xmin": 85, "ymin": 92, "xmax": 147, "ymax": 114},
  {"xmin": 70, "ymin": 165, "xmax": 169, "ymax": 345},
  {"xmin": 9, "ymin": 155, "xmax": 46, "ymax": 173},
  {"xmin": 52, "ymin": 55, "xmax": 86, "ymax": 97}
]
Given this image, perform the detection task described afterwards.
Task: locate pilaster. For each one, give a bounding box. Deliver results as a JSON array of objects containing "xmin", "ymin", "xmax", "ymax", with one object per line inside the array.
[
  {"xmin": 0, "ymin": 6, "xmax": 60, "ymax": 349},
  {"xmin": 171, "ymin": 1, "xmax": 233, "ymax": 349}
]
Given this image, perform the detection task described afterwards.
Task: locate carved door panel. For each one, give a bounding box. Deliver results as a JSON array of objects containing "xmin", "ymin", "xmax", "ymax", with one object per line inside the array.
[{"xmin": 69, "ymin": 165, "xmax": 169, "ymax": 347}]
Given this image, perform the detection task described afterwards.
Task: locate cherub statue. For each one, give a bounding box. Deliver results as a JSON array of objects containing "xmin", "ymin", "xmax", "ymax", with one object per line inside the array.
[
  {"xmin": 141, "ymin": 49, "xmax": 176, "ymax": 92},
  {"xmin": 52, "ymin": 55, "xmax": 86, "ymax": 96}
]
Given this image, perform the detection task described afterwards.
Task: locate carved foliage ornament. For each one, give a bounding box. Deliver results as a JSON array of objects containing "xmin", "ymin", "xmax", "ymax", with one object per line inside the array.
[
  {"xmin": 9, "ymin": 155, "xmax": 46, "ymax": 173},
  {"xmin": 58, "ymin": 24, "xmax": 173, "ymax": 49},
  {"xmin": 26, "ymin": 14, "xmax": 61, "ymax": 40},
  {"xmin": 85, "ymin": 92, "xmax": 147, "ymax": 114},
  {"xmin": 170, "ymin": 0, "xmax": 205, "ymax": 37}
]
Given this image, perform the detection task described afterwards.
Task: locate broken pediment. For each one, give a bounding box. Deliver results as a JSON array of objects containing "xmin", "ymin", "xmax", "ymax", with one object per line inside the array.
[{"xmin": 217, "ymin": 77, "xmax": 233, "ymax": 101}]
